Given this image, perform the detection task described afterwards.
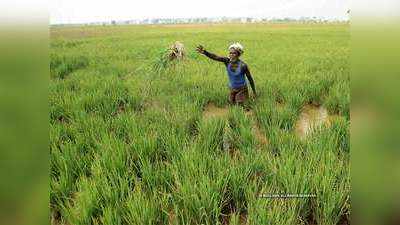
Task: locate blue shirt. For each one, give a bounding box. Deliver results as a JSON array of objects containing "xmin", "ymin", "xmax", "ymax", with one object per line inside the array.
[{"xmin": 226, "ymin": 61, "xmax": 246, "ymax": 89}]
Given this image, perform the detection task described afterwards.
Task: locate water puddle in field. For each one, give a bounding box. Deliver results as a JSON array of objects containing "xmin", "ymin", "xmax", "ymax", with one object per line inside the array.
[
  {"xmin": 202, "ymin": 104, "xmax": 268, "ymax": 149},
  {"xmin": 295, "ymin": 104, "xmax": 329, "ymax": 139},
  {"xmin": 245, "ymin": 110, "xmax": 269, "ymax": 146},
  {"xmin": 202, "ymin": 103, "xmax": 229, "ymax": 119},
  {"xmin": 253, "ymin": 124, "xmax": 269, "ymax": 146}
]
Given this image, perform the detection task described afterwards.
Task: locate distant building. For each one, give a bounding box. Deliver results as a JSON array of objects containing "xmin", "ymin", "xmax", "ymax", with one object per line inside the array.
[{"xmin": 75, "ymin": 16, "xmax": 349, "ymax": 26}]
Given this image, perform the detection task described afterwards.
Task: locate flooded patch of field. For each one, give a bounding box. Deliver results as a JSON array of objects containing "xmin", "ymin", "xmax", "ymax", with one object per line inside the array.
[
  {"xmin": 245, "ymin": 110, "xmax": 269, "ymax": 146},
  {"xmin": 203, "ymin": 103, "xmax": 229, "ymax": 120},
  {"xmin": 202, "ymin": 105, "xmax": 269, "ymax": 149},
  {"xmin": 295, "ymin": 104, "xmax": 329, "ymax": 139},
  {"xmin": 253, "ymin": 124, "xmax": 269, "ymax": 146},
  {"xmin": 202, "ymin": 105, "xmax": 268, "ymax": 155}
]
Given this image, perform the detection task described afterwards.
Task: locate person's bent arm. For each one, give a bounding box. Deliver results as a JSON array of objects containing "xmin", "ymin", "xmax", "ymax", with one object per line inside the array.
[{"xmin": 244, "ymin": 65, "xmax": 256, "ymax": 96}]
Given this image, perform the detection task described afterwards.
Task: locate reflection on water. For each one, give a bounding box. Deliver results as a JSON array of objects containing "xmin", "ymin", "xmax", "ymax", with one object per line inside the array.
[{"xmin": 295, "ymin": 104, "xmax": 329, "ymax": 139}]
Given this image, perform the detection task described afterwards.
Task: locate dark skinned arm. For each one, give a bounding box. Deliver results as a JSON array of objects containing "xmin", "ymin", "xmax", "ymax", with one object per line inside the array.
[
  {"xmin": 203, "ymin": 50, "xmax": 229, "ymax": 63},
  {"xmin": 244, "ymin": 64, "xmax": 256, "ymax": 96},
  {"xmin": 196, "ymin": 45, "xmax": 229, "ymax": 63}
]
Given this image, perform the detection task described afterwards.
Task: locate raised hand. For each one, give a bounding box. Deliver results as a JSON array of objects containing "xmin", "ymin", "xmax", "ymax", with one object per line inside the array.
[{"xmin": 196, "ymin": 45, "xmax": 205, "ymax": 54}]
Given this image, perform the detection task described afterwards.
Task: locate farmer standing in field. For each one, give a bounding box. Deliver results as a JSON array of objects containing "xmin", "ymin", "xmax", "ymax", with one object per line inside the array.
[{"xmin": 196, "ymin": 43, "xmax": 257, "ymax": 107}]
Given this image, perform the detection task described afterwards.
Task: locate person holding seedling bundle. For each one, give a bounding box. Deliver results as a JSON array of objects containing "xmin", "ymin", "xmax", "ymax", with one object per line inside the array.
[{"xmin": 196, "ymin": 43, "xmax": 257, "ymax": 106}]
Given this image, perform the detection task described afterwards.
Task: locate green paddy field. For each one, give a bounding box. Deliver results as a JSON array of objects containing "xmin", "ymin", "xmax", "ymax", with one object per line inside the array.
[{"xmin": 50, "ymin": 23, "xmax": 350, "ymax": 225}]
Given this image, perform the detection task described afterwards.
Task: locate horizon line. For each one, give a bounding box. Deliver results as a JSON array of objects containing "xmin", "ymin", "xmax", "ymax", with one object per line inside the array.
[{"xmin": 50, "ymin": 16, "xmax": 350, "ymax": 26}]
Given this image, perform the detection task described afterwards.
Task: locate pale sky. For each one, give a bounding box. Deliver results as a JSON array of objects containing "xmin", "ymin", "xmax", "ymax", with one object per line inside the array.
[{"xmin": 50, "ymin": 0, "xmax": 350, "ymax": 24}]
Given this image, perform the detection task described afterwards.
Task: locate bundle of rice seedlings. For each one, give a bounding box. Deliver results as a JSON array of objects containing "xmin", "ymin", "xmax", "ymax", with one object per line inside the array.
[
  {"xmin": 154, "ymin": 41, "xmax": 185, "ymax": 73},
  {"xmin": 168, "ymin": 41, "xmax": 185, "ymax": 60}
]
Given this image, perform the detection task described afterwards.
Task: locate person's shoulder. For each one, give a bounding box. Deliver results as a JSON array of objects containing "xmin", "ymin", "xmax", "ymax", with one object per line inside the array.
[{"xmin": 240, "ymin": 60, "xmax": 249, "ymax": 68}]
